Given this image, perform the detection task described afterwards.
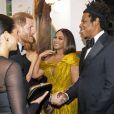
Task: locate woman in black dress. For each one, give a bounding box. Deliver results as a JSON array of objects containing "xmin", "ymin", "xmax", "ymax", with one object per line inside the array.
[{"xmin": 0, "ymin": 14, "xmax": 48, "ymax": 114}]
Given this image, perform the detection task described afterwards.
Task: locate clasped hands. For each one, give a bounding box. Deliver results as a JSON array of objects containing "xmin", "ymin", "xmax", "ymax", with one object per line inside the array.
[{"xmin": 50, "ymin": 92, "xmax": 68, "ymax": 106}]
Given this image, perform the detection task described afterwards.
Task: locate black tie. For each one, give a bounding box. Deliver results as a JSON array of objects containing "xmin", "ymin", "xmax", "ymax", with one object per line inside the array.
[
  {"xmin": 86, "ymin": 38, "xmax": 94, "ymax": 49},
  {"xmin": 79, "ymin": 38, "xmax": 94, "ymax": 72}
]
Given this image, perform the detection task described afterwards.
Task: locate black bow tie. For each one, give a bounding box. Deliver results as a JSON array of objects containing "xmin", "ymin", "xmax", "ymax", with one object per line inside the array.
[{"xmin": 86, "ymin": 38, "xmax": 94, "ymax": 49}]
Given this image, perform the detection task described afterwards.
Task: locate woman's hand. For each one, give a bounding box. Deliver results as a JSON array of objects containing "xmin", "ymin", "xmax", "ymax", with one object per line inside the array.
[
  {"xmin": 31, "ymin": 91, "xmax": 49, "ymax": 104},
  {"xmin": 26, "ymin": 74, "xmax": 32, "ymax": 82},
  {"xmin": 39, "ymin": 50, "xmax": 55, "ymax": 59}
]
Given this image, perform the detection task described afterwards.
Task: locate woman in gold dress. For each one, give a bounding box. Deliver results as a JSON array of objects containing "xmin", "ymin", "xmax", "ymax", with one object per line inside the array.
[{"xmin": 33, "ymin": 28, "xmax": 79, "ymax": 114}]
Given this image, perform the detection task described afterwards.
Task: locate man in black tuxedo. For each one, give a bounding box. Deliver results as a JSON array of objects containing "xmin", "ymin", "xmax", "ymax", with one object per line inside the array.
[
  {"xmin": 10, "ymin": 12, "xmax": 35, "ymax": 74},
  {"xmin": 9, "ymin": 12, "xmax": 36, "ymax": 95},
  {"xmin": 10, "ymin": 12, "xmax": 35, "ymax": 55},
  {"xmin": 51, "ymin": 1, "xmax": 114, "ymax": 114}
]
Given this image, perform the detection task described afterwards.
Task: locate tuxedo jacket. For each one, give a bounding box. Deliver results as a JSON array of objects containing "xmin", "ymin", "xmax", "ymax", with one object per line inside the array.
[
  {"xmin": 10, "ymin": 44, "xmax": 30, "ymax": 94},
  {"xmin": 10, "ymin": 46, "xmax": 24, "ymax": 71},
  {"xmin": 66, "ymin": 32, "xmax": 114, "ymax": 114}
]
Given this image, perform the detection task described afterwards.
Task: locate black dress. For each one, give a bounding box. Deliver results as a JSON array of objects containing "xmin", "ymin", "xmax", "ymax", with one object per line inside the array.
[{"xmin": 0, "ymin": 56, "xmax": 39, "ymax": 114}]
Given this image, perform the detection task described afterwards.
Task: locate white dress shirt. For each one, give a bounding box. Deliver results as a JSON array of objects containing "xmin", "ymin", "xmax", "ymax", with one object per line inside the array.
[
  {"xmin": 84, "ymin": 30, "xmax": 104, "ymax": 58},
  {"xmin": 18, "ymin": 42, "xmax": 26, "ymax": 55}
]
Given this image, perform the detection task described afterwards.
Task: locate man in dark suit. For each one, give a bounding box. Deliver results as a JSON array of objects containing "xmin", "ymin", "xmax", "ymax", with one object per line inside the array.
[
  {"xmin": 10, "ymin": 12, "xmax": 35, "ymax": 55},
  {"xmin": 10, "ymin": 12, "xmax": 36, "ymax": 93},
  {"xmin": 51, "ymin": 1, "xmax": 114, "ymax": 114},
  {"xmin": 10, "ymin": 12, "xmax": 35, "ymax": 74}
]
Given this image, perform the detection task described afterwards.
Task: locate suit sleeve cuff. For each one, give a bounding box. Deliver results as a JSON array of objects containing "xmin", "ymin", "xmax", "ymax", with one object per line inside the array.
[{"xmin": 64, "ymin": 92, "xmax": 69, "ymax": 102}]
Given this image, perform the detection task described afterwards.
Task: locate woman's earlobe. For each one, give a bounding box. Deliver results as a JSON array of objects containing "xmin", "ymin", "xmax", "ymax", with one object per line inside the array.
[
  {"xmin": 3, "ymin": 31, "xmax": 9, "ymax": 41},
  {"xmin": 6, "ymin": 38, "xmax": 9, "ymax": 41},
  {"xmin": 4, "ymin": 35, "xmax": 9, "ymax": 42},
  {"xmin": 4, "ymin": 35, "xmax": 9, "ymax": 41}
]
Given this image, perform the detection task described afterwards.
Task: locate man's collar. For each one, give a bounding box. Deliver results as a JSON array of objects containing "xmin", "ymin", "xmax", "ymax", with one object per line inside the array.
[
  {"xmin": 94, "ymin": 30, "xmax": 104, "ymax": 43},
  {"xmin": 18, "ymin": 42, "xmax": 23, "ymax": 52},
  {"xmin": 17, "ymin": 42, "xmax": 26, "ymax": 55}
]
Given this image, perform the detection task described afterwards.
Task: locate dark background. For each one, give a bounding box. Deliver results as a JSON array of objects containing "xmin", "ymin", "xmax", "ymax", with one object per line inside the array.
[
  {"xmin": 103, "ymin": 0, "xmax": 114, "ymax": 21},
  {"xmin": 103, "ymin": 0, "xmax": 114, "ymax": 36}
]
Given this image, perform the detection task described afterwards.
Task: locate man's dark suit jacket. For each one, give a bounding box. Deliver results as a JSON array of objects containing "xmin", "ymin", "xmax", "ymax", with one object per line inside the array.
[
  {"xmin": 10, "ymin": 46, "xmax": 29, "ymax": 93},
  {"xmin": 66, "ymin": 32, "xmax": 114, "ymax": 114},
  {"xmin": 10, "ymin": 45, "xmax": 24, "ymax": 70}
]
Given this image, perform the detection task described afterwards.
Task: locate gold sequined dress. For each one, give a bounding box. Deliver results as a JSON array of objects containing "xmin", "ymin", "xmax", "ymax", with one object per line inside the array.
[{"xmin": 40, "ymin": 53, "xmax": 79, "ymax": 114}]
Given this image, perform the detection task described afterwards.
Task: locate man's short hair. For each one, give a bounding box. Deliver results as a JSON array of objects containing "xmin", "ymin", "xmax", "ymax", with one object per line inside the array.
[
  {"xmin": 84, "ymin": 0, "xmax": 111, "ymax": 30},
  {"xmin": 12, "ymin": 12, "xmax": 33, "ymax": 27}
]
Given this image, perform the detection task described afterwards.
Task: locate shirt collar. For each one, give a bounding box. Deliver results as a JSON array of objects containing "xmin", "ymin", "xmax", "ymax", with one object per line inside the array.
[
  {"xmin": 94, "ymin": 30, "xmax": 104, "ymax": 43},
  {"xmin": 18, "ymin": 42, "xmax": 23, "ymax": 52},
  {"xmin": 17, "ymin": 42, "xmax": 26, "ymax": 55}
]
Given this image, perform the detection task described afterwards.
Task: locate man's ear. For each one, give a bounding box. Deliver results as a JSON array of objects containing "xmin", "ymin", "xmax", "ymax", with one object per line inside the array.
[{"xmin": 95, "ymin": 17, "xmax": 100, "ymax": 25}]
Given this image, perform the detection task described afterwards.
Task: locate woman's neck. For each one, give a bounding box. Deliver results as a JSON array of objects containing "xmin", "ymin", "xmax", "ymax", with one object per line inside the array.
[
  {"xmin": 56, "ymin": 49, "xmax": 64, "ymax": 56},
  {"xmin": 0, "ymin": 48, "xmax": 9, "ymax": 58}
]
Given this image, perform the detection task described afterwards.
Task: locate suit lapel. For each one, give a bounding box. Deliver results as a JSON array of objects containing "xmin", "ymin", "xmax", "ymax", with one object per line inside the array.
[
  {"xmin": 81, "ymin": 32, "xmax": 110, "ymax": 72},
  {"xmin": 79, "ymin": 47, "xmax": 87, "ymax": 72}
]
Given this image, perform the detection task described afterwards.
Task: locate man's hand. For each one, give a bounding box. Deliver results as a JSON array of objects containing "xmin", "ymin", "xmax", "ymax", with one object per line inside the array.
[{"xmin": 50, "ymin": 92, "xmax": 68, "ymax": 106}]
